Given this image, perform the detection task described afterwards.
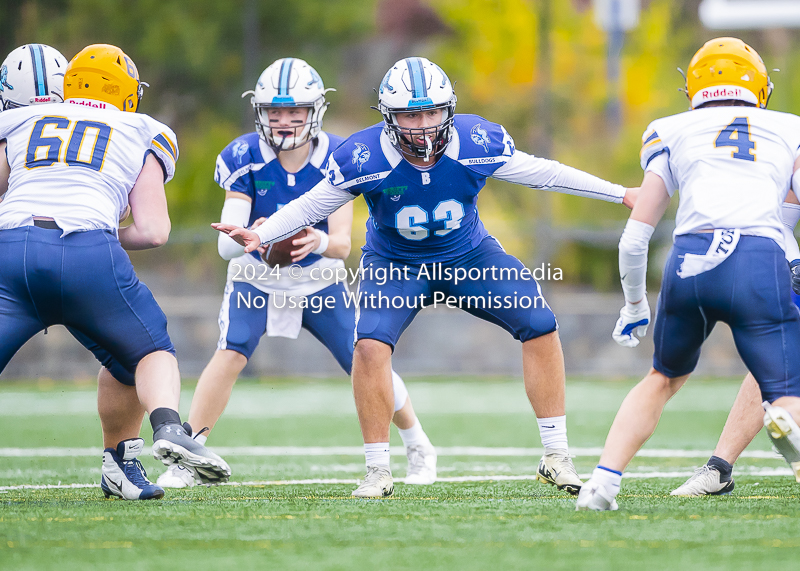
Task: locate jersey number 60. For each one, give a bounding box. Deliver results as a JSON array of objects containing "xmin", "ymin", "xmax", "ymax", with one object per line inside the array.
[{"xmin": 25, "ymin": 116, "xmax": 112, "ymax": 172}]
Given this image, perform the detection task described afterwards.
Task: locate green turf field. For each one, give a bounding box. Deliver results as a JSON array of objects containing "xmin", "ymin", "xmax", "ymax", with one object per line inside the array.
[{"xmin": 1, "ymin": 378, "xmax": 797, "ymax": 570}]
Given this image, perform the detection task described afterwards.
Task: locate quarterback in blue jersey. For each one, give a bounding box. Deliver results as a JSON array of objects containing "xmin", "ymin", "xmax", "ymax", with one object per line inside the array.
[
  {"xmin": 215, "ymin": 56, "xmax": 637, "ymax": 497},
  {"xmin": 158, "ymin": 58, "xmax": 437, "ymax": 489}
]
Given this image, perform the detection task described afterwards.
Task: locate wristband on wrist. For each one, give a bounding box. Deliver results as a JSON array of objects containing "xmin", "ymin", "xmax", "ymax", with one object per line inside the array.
[{"xmin": 312, "ymin": 229, "xmax": 329, "ymax": 255}]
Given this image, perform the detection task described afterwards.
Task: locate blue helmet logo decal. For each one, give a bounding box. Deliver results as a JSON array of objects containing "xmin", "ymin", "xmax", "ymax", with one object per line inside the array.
[
  {"xmin": 352, "ymin": 142, "xmax": 371, "ymax": 173},
  {"xmin": 232, "ymin": 140, "xmax": 249, "ymax": 165},
  {"xmin": 470, "ymin": 124, "xmax": 490, "ymax": 153},
  {"xmin": 0, "ymin": 65, "xmax": 12, "ymax": 92},
  {"xmin": 307, "ymin": 68, "xmax": 323, "ymax": 88},
  {"xmin": 432, "ymin": 63, "xmax": 449, "ymax": 88},
  {"xmin": 379, "ymin": 69, "xmax": 395, "ymax": 95}
]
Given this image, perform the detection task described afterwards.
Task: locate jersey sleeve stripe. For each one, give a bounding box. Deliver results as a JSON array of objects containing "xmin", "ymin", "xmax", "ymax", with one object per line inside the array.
[
  {"xmin": 161, "ymin": 132, "xmax": 178, "ymax": 157},
  {"xmin": 640, "ymin": 137, "xmax": 662, "ymax": 158},
  {"xmin": 153, "ymin": 134, "xmax": 177, "ymax": 160},
  {"xmin": 219, "ymin": 162, "xmax": 264, "ymax": 191},
  {"xmin": 642, "ymin": 130, "xmax": 660, "ymax": 145},
  {"xmin": 644, "ymin": 147, "xmax": 670, "ymax": 167},
  {"xmin": 336, "ymin": 170, "xmax": 392, "ymax": 190},
  {"xmin": 152, "ymin": 140, "xmax": 176, "ymax": 164}
]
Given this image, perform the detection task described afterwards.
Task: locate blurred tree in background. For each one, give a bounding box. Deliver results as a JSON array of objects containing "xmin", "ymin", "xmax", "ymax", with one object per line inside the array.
[{"xmin": 2, "ymin": 0, "xmax": 798, "ymax": 290}]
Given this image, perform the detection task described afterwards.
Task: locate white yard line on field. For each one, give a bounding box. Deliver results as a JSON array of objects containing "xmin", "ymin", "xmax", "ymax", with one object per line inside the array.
[
  {"xmin": 0, "ymin": 445, "xmax": 782, "ymax": 459},
  {"xmin": 0, "ymin": 467, "xmax": 794, "ymax": 492}
]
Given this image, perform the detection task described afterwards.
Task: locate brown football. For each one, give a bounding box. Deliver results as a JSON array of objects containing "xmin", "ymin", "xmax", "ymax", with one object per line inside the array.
[{"xmin": 262, "ymin": 227, "xmax": 310, "ymax": 267}]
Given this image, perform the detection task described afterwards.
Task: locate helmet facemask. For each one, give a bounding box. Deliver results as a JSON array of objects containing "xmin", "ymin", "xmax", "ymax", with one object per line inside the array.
[
  {"xmin": 380, "ymin": 98, "xmax": 456, "ymax": 162},
  {"xmin": 245, "ymin": 58, "xmax": 333, "ymax": 155},
  {"xmin": 251, "ymin": 95, "xmax": 328, "ymax": 153}
]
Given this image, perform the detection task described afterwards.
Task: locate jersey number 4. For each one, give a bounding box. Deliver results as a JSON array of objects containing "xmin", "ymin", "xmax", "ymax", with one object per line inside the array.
[
  {"xmin": 26, "ymin": 116, "xmax": 112, "ymax": 171},
  {"xmin": 714, "ymin": 117, "xmax": 755, "ymax": 162}
]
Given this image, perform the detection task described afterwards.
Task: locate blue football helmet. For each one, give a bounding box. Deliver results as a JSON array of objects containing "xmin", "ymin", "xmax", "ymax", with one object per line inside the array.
[{"xmin": 377, "ymin": 57, "xmax": 457, "ymax": 162}]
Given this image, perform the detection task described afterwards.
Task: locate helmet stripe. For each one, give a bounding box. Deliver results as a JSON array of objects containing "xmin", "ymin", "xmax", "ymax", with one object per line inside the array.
[
  {"xmin": 405, "ymin": 57, "xmax": 427, "ymax": 99},
  {"xmin": 30, "ymin": 44, "xmax": 48, "ymax": 97},
  {"xmin": 279, "ymin": 58, "xmax": 294, "ymax": 96}
]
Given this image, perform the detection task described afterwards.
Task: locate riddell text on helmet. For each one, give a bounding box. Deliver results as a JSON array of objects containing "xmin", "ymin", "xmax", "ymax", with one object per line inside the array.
[{"xmin": 701, "ymin": 87, "xmax": 743, "ymax": 99}]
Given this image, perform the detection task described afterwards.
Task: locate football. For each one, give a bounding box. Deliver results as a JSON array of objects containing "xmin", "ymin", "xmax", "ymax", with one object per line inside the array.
[{"xmin": 262, "ymin": 227, "xmax": 310, "ymax": 267}]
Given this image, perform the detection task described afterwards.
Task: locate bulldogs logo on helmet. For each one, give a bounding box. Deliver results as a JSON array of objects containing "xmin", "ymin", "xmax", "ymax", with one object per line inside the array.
[
  {"xmin": 377, "ymin": 57, "xmax": 457, "ymax": 162},
  {"xmin": 0, "ymin": 44, "xmax": 67, "ymax": 111},
  {"xmin": 243, "ymin": 58, "xmax": 335, "ymax": 153}
]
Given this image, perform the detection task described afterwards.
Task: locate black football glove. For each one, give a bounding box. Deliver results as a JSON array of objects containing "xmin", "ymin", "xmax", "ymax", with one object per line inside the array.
[{"xmin": 790, "ymin": 259, "xmax": 800, "ymax": 295}]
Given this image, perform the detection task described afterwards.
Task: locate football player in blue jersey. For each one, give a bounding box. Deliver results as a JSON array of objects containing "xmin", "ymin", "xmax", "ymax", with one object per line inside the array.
[
  {"xmin": 0, "ymin": 44, "xmax": 231, "ymax": 500},
  {"xmin": 214, "ymin": 57, "xmax": 637, "ymax": 497},
  {"xmin": 157, "ymin": 58, "xmax": 437, "ymax": 488}
]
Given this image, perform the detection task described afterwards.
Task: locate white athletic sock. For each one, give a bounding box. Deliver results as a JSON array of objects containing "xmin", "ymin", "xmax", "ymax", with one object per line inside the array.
[
  {"xmin": 537, "ymin": 415, "xmax": 568, "ymax": 451},
  {"xmin": 364, "ymin": 442, "xmax": 390, "ymax": 467},
  {"xmin": 592, "ymin": 465, "xmax": 622, "ymax": 497},
  {"xmin": 194, "ymin": 433, "xmax": 208, "ymax": 446},
  {"xmin": 398, "ymin": 419, "xmax": 431, "ymax": 449}
]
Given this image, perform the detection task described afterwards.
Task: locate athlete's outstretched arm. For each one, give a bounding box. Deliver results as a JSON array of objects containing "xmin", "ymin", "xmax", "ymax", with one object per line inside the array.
[
  {"xmin": 0, "ymin": 141, "xmax": 9, "ymax": 196},
  {"xmin": 119, "ymin": 154, "xmax": 171, "ymax": 250},
  {"xmin": 213, "ymin": 179, "xmax": 355, "ymax": 254},
  {"xmin": 491, "ymin": 150, "xmax": 637, "ymax": 208}
]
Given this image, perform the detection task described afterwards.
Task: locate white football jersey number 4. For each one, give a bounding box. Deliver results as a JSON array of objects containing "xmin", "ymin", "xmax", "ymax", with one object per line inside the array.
[{"xmin": 714, "ymin": 117, "xmax": 756, "ymax": 162}]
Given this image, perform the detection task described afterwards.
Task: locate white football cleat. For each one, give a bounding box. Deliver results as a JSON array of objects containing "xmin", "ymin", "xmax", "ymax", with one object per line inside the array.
[
  {"xmin": 575, "ymin": 479, "xmax": 619, "ymax": 511},
  {"xmin": 670, "ymin": 465, "xmax": 734, "ymax": 496},
  {"xmin": 404, "ymin": 444, "xmax": 437, "ymax": 485},
  {"xmin": 536, "ymin": 447, "xmax": 583, "ymax": 495},
  {"xmin": 763, "ymin": 403, "xmax": 800, "ymax": 482},
  {"xmin": 157, "ymin": 464, "xmax": 198, "ymax": 489},
  {"xmin": 352, "ymin": 466, "xmax": 394, "ymax": 498}
]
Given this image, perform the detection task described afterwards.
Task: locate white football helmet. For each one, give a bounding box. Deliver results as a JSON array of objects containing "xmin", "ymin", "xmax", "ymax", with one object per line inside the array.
[
  {"xmin": 377, "ymin": 57, "xmax": 457, "ymax": 162},
  {"xmin": 0, "ymin": 44, "xmax": 68, "ymax": 110},
  {"xmin": 243, "ymin": 58, "xmax": 334, "ymax": 152}
]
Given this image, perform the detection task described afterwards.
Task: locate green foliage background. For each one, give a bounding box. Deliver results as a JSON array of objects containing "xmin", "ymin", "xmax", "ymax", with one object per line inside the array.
[{"xmin": 4, "ymin": 0, "xmax": 800, "ymax": 288}]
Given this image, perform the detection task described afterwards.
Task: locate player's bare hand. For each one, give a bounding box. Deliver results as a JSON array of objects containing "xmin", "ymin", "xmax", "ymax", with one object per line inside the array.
[
  {"xmin": 211, "ymin": 223, "xmax": 262, "ymax": 253},
  {"xmin": 290, "ymin": 226, "xmax": 319, "ymax": 262},
  {"xmin": 248, "ymin": 218, "xmax": 269, "ymax": 255},
  {"xmin": 623, "ymin": 187, "xmax": 639, "ymax": 210}
]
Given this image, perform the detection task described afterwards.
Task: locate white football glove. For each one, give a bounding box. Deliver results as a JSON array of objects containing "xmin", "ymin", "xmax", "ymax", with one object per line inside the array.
[{"xmin": 612, "ymin": 300, "xmax": 651, "ymax": 348}]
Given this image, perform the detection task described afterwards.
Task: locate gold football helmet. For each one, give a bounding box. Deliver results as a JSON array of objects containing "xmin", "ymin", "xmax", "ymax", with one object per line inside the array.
[
  {"xmin": 64, "ymin": 44, "xmax": 145, "ymax": 112},
  {"xmin": 686, "ymin": 37, "xmax": 771, "ymax": 109}
]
